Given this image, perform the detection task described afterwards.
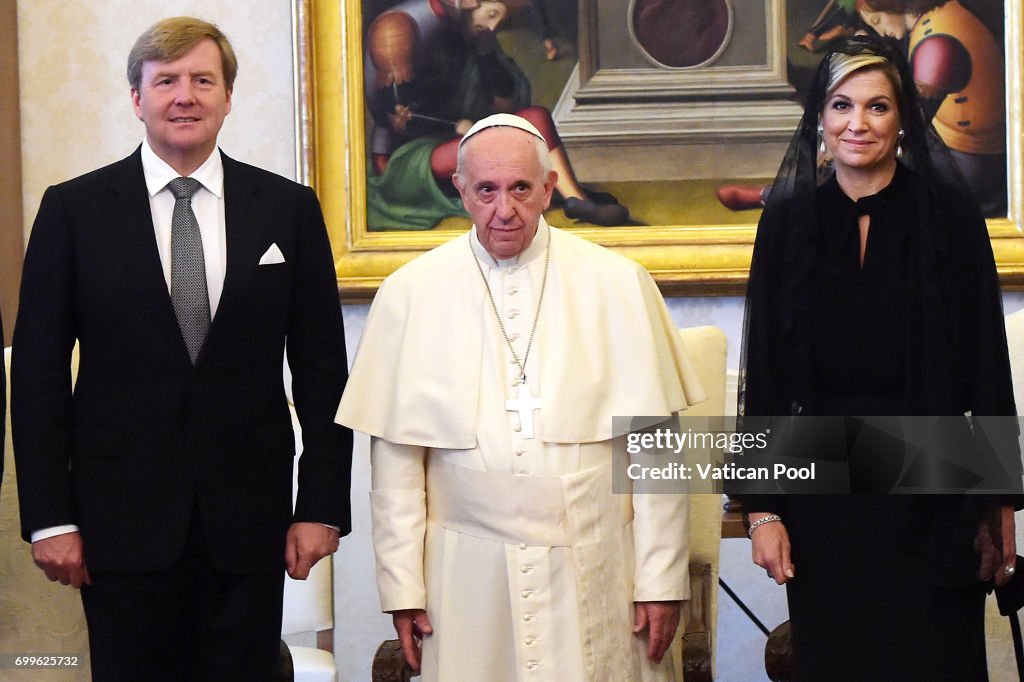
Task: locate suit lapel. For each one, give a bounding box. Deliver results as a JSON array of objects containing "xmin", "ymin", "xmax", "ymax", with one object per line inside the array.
[
  {"xmin": 201, "ymin": 153, "xmax": 264, "ymax": 360},
  {"xmin": 110, "ymin": 149, "xmax": 187, "ymax": 349}
]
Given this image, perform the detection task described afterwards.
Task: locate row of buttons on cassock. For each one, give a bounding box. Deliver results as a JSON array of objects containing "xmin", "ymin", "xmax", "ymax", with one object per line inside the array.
[
  {"xmin": 519, "ymin": 543, "xmax": 540, "ymax": 671},
  {"xmin": 505, "ymin": 270, "xmax": 540, "ymax": 672}
]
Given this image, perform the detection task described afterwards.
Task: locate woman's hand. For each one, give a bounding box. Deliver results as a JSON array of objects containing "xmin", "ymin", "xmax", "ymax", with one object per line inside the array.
[
  {"xmin": 978, "ymin": 504, "xmax": 1017, "ymax": 586},
  {"xmin": 994, "ymin": 505, "xmax": 1017, "ymax": 588},
  {"xmin": 749, "ymin": 513, "xmax": 795, "ymax": 585}
]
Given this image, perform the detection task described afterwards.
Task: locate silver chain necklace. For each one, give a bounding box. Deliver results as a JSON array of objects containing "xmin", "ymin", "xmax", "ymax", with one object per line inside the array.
[{"xmin": 469, "ymin": 231, "xmax": 551, "ymax": 385}]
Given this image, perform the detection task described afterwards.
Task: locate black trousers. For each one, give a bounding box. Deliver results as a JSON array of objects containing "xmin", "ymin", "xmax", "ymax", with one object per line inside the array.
[{"xmin": 80, "ymin": 511, "xmax": 285, "ymax": 682}]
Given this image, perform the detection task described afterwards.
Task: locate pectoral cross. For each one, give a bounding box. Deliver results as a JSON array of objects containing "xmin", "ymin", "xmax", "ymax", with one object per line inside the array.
[{"xmin": 505, "ymin": 381, "xmax": 541, "ymax": 439}]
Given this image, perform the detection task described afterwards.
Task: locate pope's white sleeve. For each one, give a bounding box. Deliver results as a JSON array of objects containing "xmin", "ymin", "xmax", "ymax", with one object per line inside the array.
[
  {"xmin": 631, "ymin": 490, "xmax": 690, "ymax": 602},
  {"xmin": 370, "ymin": 436, "xmax": 428, "ymax": 612}
]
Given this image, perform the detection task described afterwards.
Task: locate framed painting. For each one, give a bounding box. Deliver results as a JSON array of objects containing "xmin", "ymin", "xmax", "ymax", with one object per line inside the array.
[{"xmin": 293, "ymin": 0, "xmax": 1024, "ymax": 300}]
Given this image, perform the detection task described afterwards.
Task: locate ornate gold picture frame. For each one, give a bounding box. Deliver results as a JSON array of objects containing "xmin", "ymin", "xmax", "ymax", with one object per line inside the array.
[{"xmin": 294, "ymin": 0, "xmax": 1024, "ymax": 301}]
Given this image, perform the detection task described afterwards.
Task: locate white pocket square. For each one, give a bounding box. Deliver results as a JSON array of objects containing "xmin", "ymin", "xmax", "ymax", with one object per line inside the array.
[{"xmin": 259, "ymin": 243, "xmax": 286, "ymax": 265}]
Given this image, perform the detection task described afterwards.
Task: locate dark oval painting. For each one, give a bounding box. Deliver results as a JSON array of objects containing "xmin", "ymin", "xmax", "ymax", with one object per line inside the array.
[{"xmin": 631, "ymin": 0, "xmax": 731, "ymax": 68}]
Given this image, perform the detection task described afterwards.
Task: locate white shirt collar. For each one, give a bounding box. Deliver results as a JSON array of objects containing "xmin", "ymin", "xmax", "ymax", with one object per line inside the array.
[
  {"xmin": 470, "ymin": 217, "xmax": 550, "ymax": 268},
  {"xmin": 140, "ymin": 138, "xmax": 224, "ymax": 199}
]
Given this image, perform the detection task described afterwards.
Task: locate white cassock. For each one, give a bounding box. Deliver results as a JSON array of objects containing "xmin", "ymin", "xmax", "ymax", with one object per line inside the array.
[{"xmin": 337, "ymin": 221, "xmax": 704, "ymax": 681}]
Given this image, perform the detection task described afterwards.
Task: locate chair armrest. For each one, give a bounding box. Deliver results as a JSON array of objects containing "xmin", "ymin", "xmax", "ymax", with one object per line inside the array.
[{"xmin": 372, "ymin": 639, "xmax": 415, "ymax": 682}]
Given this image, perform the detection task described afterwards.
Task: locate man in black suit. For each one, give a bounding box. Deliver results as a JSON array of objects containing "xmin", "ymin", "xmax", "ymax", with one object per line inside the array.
[{"xmin": 12, "ymin": 17, "xmax": 351, "ymax": 681}]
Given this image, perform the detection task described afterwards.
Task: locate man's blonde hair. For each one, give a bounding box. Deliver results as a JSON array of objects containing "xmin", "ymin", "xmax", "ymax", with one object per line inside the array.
[{"xmin": 127, "ymin": 17, "xmax": 237, "ymax": 91}]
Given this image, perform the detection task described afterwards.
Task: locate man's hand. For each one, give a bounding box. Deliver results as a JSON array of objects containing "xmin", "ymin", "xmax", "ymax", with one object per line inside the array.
[
  {"xmin": 388, "ymin": 105, "xmax": 414, "ymax": 134},
  {"xmin": 285, "ymin": 522, "xmax": 340, "ymax": 580},
  {"xmin": 392, "ymin": 608, "xmax": 433, "ymax": 672},
  {"xmin": 749, "ymin": 513, "xmax": 795, "ymax": 585},
  {"xmin": 32, "ymin": 532, "xmax": 91, "ymax": 588},
  {"xmin": 633, "ymin": 600, "xmax": 681, "ymax": 664}
]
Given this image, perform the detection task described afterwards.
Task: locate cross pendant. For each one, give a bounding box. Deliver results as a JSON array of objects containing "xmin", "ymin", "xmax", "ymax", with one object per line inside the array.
[{"xmin": 505, "ymin": 382, "xmax": 541, "ymax": 439}]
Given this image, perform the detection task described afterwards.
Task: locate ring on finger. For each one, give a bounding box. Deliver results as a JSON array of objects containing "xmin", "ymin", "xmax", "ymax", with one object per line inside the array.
[{"xmin": 1006, "ymin": 564, "xmax": 1017, "ymax": 577}]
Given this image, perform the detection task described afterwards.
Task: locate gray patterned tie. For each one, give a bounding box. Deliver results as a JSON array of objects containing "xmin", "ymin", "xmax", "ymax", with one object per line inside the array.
[{"xmin": 168, "ymin": 177, "xmax": 210, "ymax": 364}]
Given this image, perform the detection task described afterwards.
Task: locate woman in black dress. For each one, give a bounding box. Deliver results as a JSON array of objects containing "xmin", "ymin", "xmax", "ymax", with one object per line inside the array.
[{"xmin": 740, "ymin": 37, "xmax": 1020, "ymax": 680}]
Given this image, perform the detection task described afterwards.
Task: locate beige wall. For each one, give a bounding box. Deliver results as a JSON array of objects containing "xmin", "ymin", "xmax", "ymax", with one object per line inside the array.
[{"xmin": 1, "ymin": 0, "xmax": 23, "ymax": 344}]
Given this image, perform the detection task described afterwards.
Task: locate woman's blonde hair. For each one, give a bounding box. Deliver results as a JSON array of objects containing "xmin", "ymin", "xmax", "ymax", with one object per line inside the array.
[{"xmin": 825, "ymin": 52, "xmax": 902, "ymax": 101}]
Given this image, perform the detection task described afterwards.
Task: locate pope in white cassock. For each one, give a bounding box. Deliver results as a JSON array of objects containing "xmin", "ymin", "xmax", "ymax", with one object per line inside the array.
[{"xmin": 336, "ymin": 114, "xmax": 705, "ymax": 681}]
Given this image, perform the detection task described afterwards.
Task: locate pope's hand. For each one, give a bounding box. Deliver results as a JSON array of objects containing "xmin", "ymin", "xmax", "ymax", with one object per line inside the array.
[
  {"xmin": 749, "ymin": 513, "xmax": 795, "ymax": 585},
  {"xmin": 392, "ymin": 608, "xmax": 433, "ymax": 672},
  {"xmin": 32, "ymin": 532, "xmax": 91, "ymax": 588},
  {"xmin": 633, "ymin": 600, "xmax": 681, "ymax": 663},
  {"xmin": 285, "ymin": 522, "xmax": 339, "ymax": 580}
]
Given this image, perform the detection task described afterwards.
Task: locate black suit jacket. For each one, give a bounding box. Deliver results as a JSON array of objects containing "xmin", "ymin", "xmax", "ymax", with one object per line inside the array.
[{"xmin": 12, "ymin": 148, "xmax": 352, "ymax": 574}]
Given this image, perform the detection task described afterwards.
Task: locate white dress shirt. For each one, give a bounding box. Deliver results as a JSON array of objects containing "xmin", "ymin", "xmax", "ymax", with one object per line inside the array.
[{"xmin": 141, "ymin": 138, "xmax": 228, "ymax": 317}]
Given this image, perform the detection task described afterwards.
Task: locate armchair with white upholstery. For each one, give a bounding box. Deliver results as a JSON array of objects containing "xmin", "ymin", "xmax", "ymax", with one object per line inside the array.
[{"xmin": 283, "ymin": 364, "xmax": 339, "ymax": 682}]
